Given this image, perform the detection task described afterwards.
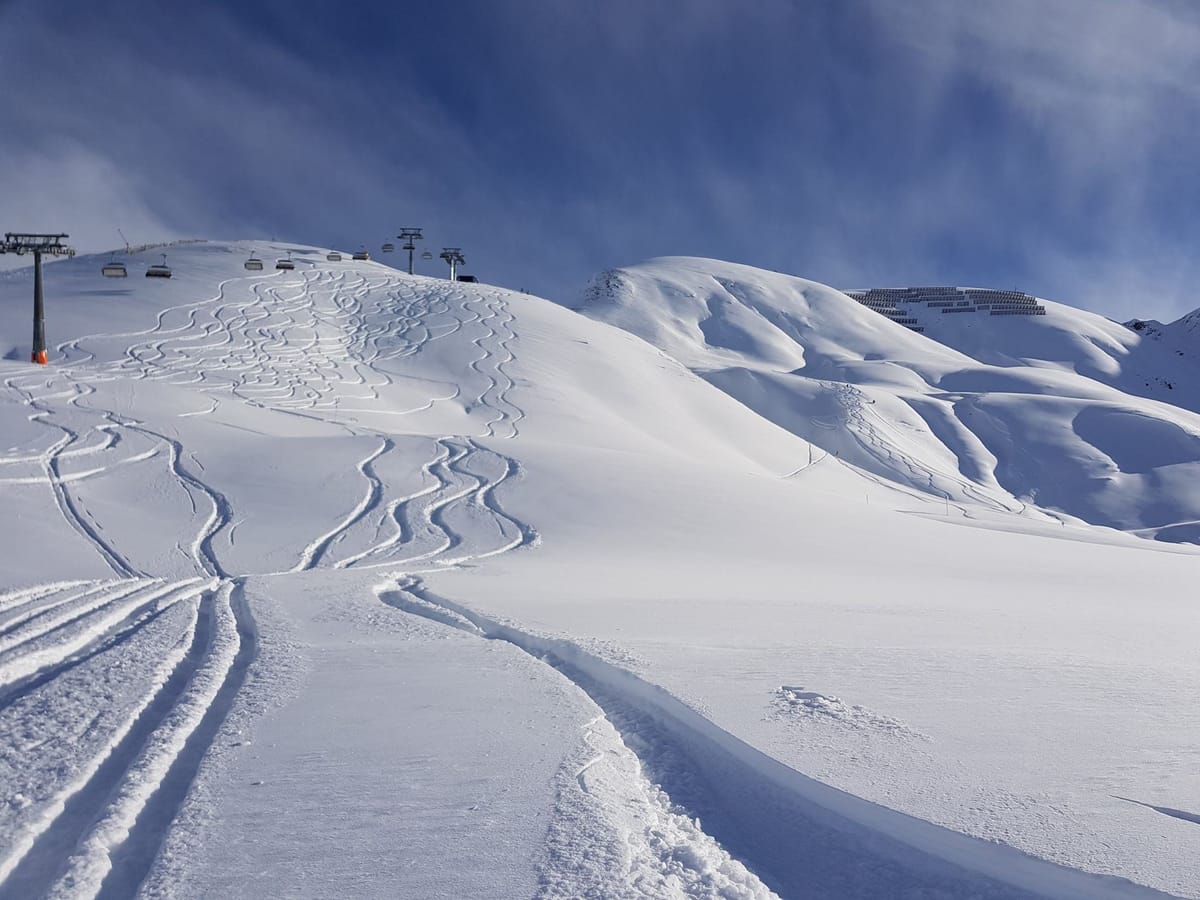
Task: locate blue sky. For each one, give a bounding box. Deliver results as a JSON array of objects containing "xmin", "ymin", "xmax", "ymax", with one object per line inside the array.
[{"xmin": 2, "ymin": 0, "xmax": 1200, "ymax": 321}]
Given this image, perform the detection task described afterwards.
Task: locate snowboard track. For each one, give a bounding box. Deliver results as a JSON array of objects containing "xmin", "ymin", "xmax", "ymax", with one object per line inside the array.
[{"xmin": 381, "ymin": 579, "xmax": 1178, "ymax": 900}]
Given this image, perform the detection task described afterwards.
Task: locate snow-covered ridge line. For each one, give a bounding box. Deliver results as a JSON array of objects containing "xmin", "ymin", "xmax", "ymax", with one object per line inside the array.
[
  {"xmin": 576, "ymin": 257, "xmax": 1200, "ymax": 544},
  {"xmin": 381, "ymin": 578, "xmax": 1176, "ymax": 900}
]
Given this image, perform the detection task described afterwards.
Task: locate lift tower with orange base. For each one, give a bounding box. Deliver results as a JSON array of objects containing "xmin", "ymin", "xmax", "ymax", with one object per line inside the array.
[{"xmin": 0, "ymin": 233, "xmax": 76, "ymax": 364}]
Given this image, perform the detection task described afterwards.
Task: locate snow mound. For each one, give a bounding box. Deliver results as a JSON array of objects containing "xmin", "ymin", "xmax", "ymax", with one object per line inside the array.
[{"xmin": 769, "ymin": 685, "xmax": 925, "ymax": 739}]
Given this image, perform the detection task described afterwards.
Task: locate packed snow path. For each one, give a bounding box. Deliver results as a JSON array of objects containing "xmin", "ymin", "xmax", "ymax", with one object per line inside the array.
[{"xmin": 0, "ymin": 250, "xmax": 1194, "ymax": 898}]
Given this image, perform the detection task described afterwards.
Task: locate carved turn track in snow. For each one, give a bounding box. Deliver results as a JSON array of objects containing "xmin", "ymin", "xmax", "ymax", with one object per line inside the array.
[{"xmin": 1, "ymin": 263, "xmax": 538, "ymax": 897}]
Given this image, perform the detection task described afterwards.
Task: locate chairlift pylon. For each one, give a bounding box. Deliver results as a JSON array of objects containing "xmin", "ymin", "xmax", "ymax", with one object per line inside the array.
[{"xmin": 146, "ymin": 254, "xmax": 172, "ymax": 279}]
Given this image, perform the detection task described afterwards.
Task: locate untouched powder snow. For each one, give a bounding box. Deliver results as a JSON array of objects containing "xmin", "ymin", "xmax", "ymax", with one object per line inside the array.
[
  {"xmin": 0, "ymin": 242, "xmax": 1196, "ymax": 899},
  {"xmin": 574, "ymin": 257, "xmax": 1200, "ymax": 544}
]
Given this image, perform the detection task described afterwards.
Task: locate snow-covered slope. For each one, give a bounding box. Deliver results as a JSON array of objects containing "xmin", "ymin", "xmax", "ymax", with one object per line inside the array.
[
  {"xmin": 0, "ymin": 243, "xmax": 1196, "ymax": 900},
  {"xmin": 1125, "ymin": 307, "xmax": 1200, "ymax": 396},
  {"xmin": 575, "ymin": 257, "xmax": 1200, "ymax": 543}
]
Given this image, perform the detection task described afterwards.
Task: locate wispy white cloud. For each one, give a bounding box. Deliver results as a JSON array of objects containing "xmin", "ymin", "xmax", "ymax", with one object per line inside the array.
[
  {"xmin": 0, "ymin": 4, "xmax": 484, "ymax": 256},
  {"xmin": 862, "ymin": 0, "xmax": 1200, "ymax": 318},
  {"xmin": 0, "ymin": 144, "xmax": 177, "ymax": 269}
]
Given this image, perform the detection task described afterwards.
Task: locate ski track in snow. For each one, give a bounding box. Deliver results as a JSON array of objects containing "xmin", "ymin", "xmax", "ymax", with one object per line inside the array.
[
  {"xmin": 352, "ymin": 281, "xmax": 1178, "ymax": 897},
  {"xmin": 0, "ymin": 268, "xmax": 543, "ymax": 898},
  {"xmin": 2, "ymin": 263, "xmax": 1168, "ymax": 899},
  {"xmin": 828, "ymin": 381, "xmax": 1031, "ymax": 520},
  {"xmin": 0, "ymin": 578, "xmax": 254, "ymax": 900},
  {"xmin": 379, "ymin": 579, "xmax": 1180, "ymax": 900}
]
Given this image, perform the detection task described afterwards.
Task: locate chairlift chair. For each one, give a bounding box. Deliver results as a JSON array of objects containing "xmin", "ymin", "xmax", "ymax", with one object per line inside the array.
[
  {"xmin": 421, "ymin": 250, "xmax": 433, "ymax": 261},
  {"xmin": 327, "ymin": 251, "xmax": 343, "ymax": 262},
  {"xmin": 382, "ymin": 242, "xmax": 395, "ymax": 253},
  {"xmin": 244, "ymin": 252, "xmax": 264, "ymax": 271},
  {"xmin": 276, "ymin": 251, "xmax": 296, "ymax": 271},
  {"xmin": 146, "ymin": 254, "xmax": 173, "ymax": 278},
  {"xmin": 101, "ymin": 255, "xmax": 128, "ymax": 278},
  {"xmin": 352, "ymin": 248, "xmax": 370, "ymax": 261}
]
